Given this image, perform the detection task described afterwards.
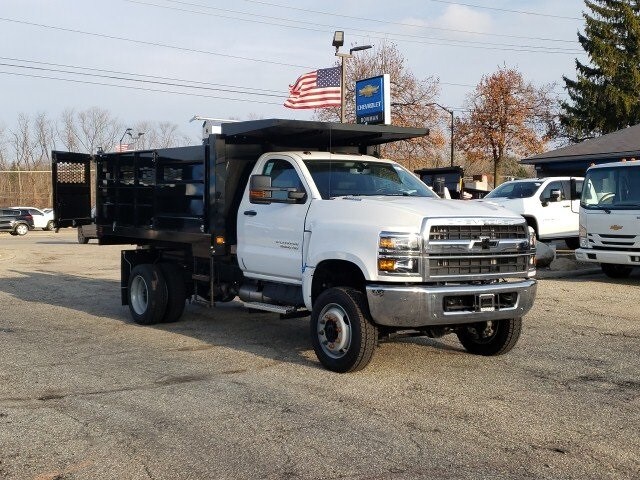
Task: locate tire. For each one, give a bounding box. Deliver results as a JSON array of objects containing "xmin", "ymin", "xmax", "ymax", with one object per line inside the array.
[
  {"xmin": 159, "ymin": 263, "xmax": 187, "ymax": 323},
  {"xmin": 45, "ymin": 220, "xmax": 55, "ymax": 231},
  {"xmin": 564, "ymin": 237, "xmax": 580, "ymax": 250},
  {"xmin": 457, "ymin": 318, "xmax": 522, "ymax": 356},
  {"xmin": 14, "ymin": 223, "xmax": 29, "ymax": 236},
  {"xmin": 601, "ymin": 263, "xmax": 633, "ymax": 279},
  {"xmin": 310, "ymin": 287, "xmax": 378, "ymax": 373},
  {"xmin": 127, "ymin": 264, "xmax": 168, "ymax": 325},
  {"xmin": 77, "ymin": 228, "xmax": 89, "ymax": 244}
]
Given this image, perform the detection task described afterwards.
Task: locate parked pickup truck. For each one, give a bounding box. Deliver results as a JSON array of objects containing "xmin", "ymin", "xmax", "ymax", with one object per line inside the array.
[
  {"xmin": 480, "ymin": 177, "xmax": 584, "ymax": 249},
  {"xmin": 52, "ymin": 119, "xmax": 537, "ymax": 372}
]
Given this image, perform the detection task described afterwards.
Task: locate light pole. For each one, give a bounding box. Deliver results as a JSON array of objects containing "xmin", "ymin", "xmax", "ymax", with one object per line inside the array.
[
  {"xmin": 333, "ymin": 31, "xmax": 372, "ymax": 123},
  {"xmin": 427, "ymin": 103, "xmax": 455, "ymax": 167},
  {"xmin": 119, "ymin": 127, "xmax": 133, "ymax": 149},
  {"xmin": 118, "ymin": 128, "xmax": 145, "ymax": 151}
]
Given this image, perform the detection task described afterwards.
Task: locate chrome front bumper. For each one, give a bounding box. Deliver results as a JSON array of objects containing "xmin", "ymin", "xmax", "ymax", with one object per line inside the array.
[{"xmin": 365, "ymin": 279, "xmax": 537, "ymax": 327}]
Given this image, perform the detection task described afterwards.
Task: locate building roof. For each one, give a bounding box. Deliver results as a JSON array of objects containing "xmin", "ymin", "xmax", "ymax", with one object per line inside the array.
[{"xmin": 522, "ymin": 123, "xmax": 640, "ymax": 164}]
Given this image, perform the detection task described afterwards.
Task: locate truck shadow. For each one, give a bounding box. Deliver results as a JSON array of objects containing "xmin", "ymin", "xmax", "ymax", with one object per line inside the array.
[{"xmin": 0, "ymin": 269, "xmax": 463, "ymax": 370}]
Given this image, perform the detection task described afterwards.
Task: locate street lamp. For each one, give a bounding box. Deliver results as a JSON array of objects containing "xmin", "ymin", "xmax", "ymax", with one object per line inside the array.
[
  {"xmin": 427, "ymin": 103, "xmax": 455, "ymax": 167},
  {"xmin": 333, "ymin": 31, "xmax": 372, "ymax": 123},
  {"xmin": 119, "ymin": 127, "xmax": 133, "ymax": 148},
  {"xmin": 118, "ymin": 127, "xmax": 145, "ymax": 151}
]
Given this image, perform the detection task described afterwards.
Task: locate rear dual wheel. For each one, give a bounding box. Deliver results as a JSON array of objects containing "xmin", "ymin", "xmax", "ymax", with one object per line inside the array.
[{"xmin": 128, "ymin": 263, "xmax": 186, "ymax": 325}]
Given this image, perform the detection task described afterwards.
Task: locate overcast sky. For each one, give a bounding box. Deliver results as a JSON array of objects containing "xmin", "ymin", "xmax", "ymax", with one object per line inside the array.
[{"xmin": 1, "ymin": 0, "xmax": 588, "ymax": 139}]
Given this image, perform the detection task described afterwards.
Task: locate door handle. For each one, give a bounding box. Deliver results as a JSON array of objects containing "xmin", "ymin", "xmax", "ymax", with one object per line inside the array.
[{"xmin": 244, "ymin": 210, "xmax": 257, "ymax": 216}]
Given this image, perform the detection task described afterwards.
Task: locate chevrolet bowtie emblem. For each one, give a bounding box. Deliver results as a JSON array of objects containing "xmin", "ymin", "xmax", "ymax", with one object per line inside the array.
[
  {"xmin": 474, "ymin": 236, "xmax": 498, "ymax": 250},
  {"xmin": 358, "ymin": 84, "xmax": 379, "ymax": 97},
  {"xmin": 610, "ymin": 225, "xmax": 623, "ymax": 231}
]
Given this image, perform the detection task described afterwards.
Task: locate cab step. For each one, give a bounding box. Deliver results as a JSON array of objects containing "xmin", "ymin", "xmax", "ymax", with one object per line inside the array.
[{"xmin": 243, "ymin": 302, "xmax": 297, "ymax": 315}]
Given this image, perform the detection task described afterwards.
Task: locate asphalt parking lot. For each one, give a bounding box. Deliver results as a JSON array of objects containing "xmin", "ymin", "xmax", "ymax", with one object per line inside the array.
[{"xmin": 1, "ymin": 230, "xmax": 638, "ymax": 479}]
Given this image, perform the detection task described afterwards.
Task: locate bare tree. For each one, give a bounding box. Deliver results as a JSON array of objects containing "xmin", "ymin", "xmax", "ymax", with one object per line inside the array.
[
  {"xmin": 314, "ymin": 42, "xmax": 445, "ymax": 171},
  {"xmin": 77, "ymin": 107, "xmax": 122, "ymax": 153},
  {"xmin": 455, "ymin": 67, "xmax": 557, "ymax": 186},
  {"xmin": 0, "ymin": 123, "xmax": 7, "ymax": 169}
]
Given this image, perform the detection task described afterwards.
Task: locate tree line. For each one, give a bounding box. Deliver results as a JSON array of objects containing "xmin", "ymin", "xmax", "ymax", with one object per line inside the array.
[{"xmin": 0, "ymin": 108, "xmax": 195, "ymax": 207}]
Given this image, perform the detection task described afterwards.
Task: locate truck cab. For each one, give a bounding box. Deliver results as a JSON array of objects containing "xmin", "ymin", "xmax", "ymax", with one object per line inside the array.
[
  {"xmin": 575, "ymin": 161, "xmax": 640, "ymax": 278},
  {"xmin": 480, "ymin": 176, "xmax": 583, "ymax": 248}
]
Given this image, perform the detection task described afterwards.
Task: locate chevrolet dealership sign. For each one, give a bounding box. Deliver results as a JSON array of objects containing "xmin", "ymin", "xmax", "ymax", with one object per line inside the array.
[{"xmin": 355, "ymin": 74, "xmax": 390, "ymax": 125}]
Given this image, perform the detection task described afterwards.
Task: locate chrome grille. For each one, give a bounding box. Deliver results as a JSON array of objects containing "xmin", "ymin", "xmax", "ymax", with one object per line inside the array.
[
  {"xmin": 424, "ymin": 220, "xmax": 532, "ymax": 280},
  {"xmin": 429, "ymin": 224, "xmax": 527, "ymax": 241},
  {"xmin": 429, "ymin": 254, "xmax": 530, "ymax": 277}
]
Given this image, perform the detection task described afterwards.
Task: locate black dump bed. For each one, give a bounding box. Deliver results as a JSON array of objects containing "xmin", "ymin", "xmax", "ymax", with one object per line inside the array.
[{"xmin": 53, "ymin": 119, "xmax": 428, "ymax": 255}]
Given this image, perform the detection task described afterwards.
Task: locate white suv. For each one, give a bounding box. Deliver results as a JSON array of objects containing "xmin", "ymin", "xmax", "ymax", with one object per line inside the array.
[
  {"xmin": 11, "ymin": 206, "xmax": 55, "ymax": 231},
  {"xmin": 480, "ymin": 177, "xmax": 583, "ymax": 249}
]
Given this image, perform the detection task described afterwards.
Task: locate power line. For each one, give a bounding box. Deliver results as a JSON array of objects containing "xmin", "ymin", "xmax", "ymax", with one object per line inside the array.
[
  {"xmin": 0, "ymin": 70, "xmax": 285, "ymax": 105},
  {"xmin": 425, "ymin": 0, "xmax": 582, "ymax": 20},
  {"xmin": 1, "ymin": 55, "xmax": 475, "ymax": 97},
  {"xmin": 0, "ymin": 58, "xmax": 285, "ymax": 98},
  {"xmin": 239, "ymin": 0, "xmax": 579, "ymax": 42},
  {"xmin": 0, "ymin": 16, "xmax": 311, "ymax": 69},
  {"xmin": 130, "ymin": 0, "xmax": 583, "ymax": 54}
]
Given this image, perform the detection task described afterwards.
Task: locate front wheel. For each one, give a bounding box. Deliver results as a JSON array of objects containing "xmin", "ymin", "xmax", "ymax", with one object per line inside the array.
[
  {"xmin": 14, "ymin": 223, "xmax": 29, "ymax": 236},
  {"xmin": 601, "ymin": 263, "xmax": 633, "ymax": 279},
  {"xmin": 45, "ymin": 220, "xmax": 55, "ymax": 231},
  {"xmin": 457, "ymin": 318, "xmax": 522, "ymax": 356},
  {"xmin": 310, "ymin": 287, "xmax": 378, "ymax": 373},
  {"xmin": 77, "ymin": 228, "xmax": 89, "ymax": 244},
  {"xmin": 128, "ymin": 264, "xmax": 168, "ymax": 325}
]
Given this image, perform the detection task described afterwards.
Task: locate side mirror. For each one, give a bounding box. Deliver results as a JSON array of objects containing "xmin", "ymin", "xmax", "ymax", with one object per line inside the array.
[
  {"xmin": 249, "ymin": 175, "xmax": 307, "ymax": 204},
  {"xmin": 250, "ymin": 175, "xmax": 273, "ymax": 204},
  {"xmin": 549, "ymin": 189, "xmax": 562, "ymax": 202}
]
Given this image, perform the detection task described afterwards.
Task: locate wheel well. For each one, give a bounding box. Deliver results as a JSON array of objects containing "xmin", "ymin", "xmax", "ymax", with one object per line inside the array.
[{"xmin": 311, "ymin": 260, "xmax": 366, "ymax": 304}]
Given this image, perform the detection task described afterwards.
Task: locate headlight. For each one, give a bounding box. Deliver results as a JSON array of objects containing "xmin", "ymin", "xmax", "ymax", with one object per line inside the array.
[
  {"xmin": 527, "ymin": 226, "xmax": 537, "ymax": 268},
  {"xmin": 378, "ymin": 232, "xmax": 421, "ymax": 275},
  {"xmin": 579, "ymin": 224, "xmax": 588, "ymax": 248}
]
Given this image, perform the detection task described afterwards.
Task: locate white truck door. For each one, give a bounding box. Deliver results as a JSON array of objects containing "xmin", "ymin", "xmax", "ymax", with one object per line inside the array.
[
  {"xmin": 237, "ymin": 157, "xmax": 311, "ymax": 282},
  {"xmin": 538, "ymin": 180, "xmax": 573, "ymax": 237}
]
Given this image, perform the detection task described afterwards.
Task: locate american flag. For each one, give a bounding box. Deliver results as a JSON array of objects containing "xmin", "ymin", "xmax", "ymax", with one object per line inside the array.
[
  {"xmin": 115, "ymin": 143, "xmax": 132, "ymax": 153},
  {"xmin": 284, "ymin": 66, "xmax": 341, "ymax": 109}
]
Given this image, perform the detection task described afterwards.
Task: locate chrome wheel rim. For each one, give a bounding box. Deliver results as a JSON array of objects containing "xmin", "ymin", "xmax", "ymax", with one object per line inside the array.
[
  {"xmin": 317, "ymin": 303, "xmax": 352, "ymax": 359},
  {"xmin": 130, "ymin": 275, "xmax": 149, "ymax": 315},
  {"xmin": 16, "ymin": 224, "xmax": 28, "ymax": 235}
]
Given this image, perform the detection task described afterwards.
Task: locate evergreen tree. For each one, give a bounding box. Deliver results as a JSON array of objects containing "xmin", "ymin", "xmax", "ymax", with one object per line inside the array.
[{"xmin": 561, "ymin": 0, "xmax": 640, "ymax": 141}]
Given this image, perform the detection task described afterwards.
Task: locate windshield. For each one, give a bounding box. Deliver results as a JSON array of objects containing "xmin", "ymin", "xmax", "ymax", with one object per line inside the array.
[
  {"xmin": 582, "ymin": 166, "xmax": 640, "ymax": 209},
  {"xmin": 303, "ymin": 160, "xmax": 438, "ymax": 199},
  {"xmin": 484, "ymin": 180, "xmax": 542, "ymax": 199}
]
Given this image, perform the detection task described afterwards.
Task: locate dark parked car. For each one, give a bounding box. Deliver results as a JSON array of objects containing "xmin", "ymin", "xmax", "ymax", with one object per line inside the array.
[{"xmin": 0, "ymin": 209, "xmax": 35, "ymax": 236}]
